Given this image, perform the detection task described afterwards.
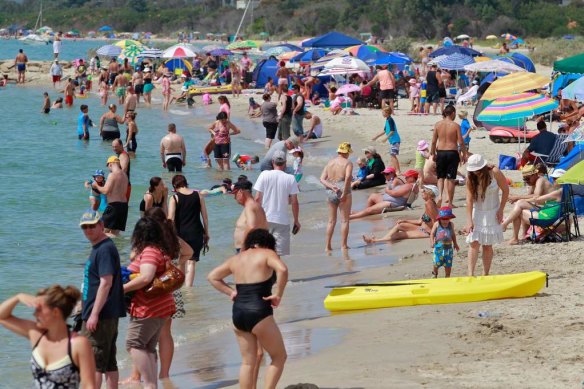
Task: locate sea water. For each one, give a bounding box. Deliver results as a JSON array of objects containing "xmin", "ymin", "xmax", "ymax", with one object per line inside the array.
[{"xmin": 0, "ymin": 59, "xmax": 403, "ymax": 387}]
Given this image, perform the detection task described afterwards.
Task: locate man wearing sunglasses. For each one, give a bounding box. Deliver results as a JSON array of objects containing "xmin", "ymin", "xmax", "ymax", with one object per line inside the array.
[{"xmin": 79, "ymin": 209, "xmax": 125, "ymax": 389}]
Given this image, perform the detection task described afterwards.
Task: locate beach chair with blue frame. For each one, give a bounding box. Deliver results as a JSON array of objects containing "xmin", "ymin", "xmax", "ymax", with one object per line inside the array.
[{"xmin": 529, "ymin": 184, "xmax": 580, "ymax": 243}]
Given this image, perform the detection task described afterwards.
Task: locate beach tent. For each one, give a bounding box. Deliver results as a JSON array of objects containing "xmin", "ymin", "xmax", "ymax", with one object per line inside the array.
[
  {"xmin": 163, "ymin": 58, "xmax": 192, "ymax": 73},
  {"xmin": 301, "ymin": 31, "xmax": 363, "ymax": 49},
  {"xmin": 252, "ymin": 57, "xmax": 278, "ymax": 88},
  {"xmin": 554, "ymin": 53, "xmax": 584, "ymax": 74},
  {"xmin": 551, "ymin": 73, "xmax": 582, "ymax": 97},
  {"xmin": 429, "ymin": 45, "xmax": 482, "ymax": 58},
  {"xmin": 555, "ymin": 144, "xmax": 584, "ymax": 172},
  {"xmin": 498, "ymin": 53, "xmax": 536, "ymax": 73}
]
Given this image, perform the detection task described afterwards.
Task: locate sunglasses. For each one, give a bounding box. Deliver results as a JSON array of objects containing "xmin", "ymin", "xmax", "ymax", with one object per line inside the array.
[{"xmin": 81, "ymin": 224, "xmax": 98, "ymax": 230}]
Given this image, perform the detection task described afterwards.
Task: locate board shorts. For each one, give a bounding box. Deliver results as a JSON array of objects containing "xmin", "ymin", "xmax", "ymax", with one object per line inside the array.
[
  {"xmin": 263, "ymin": 121, "xmax": 278, "ymax": 139},
  {"xmin": 134, "ymin": 84, "xmax": 144, "ymax": 94},
  {"xmin": 433, "ymin": 243, "xmax": 453, "ymax": 268},
  {"xmin": 214, "ymin": 143, "xmax": 231, "ymax": 159},
  {"xmin": 426, "ymin": 91, "xmax": 440, "ymax": 104},
  {"xmin": 17, "ymin": 63, "xmax": 26, "ymax": 72},
  {"xmin": 390, "ymin": 142, "xmax": 400, "ymax": 156},
  {"xmin": 380, "ymin": 89, "xmax": 395, "ymax": 100},
  {"xmin": 116, "ymin": 87, "xmax": 126, "ymax": 98},
  {"xmin": 143, "ymin": 83, "xmax": 154, "ymax": 93},
  {"xmin": 102, "ymin": 201, "xmax": 128, "ymax": 231},
  {"xmin": 435, "ymin": 150, "xmax": 460, "ymax": 180},
  {"xmin": 438, "ymin": 87, "xmax": 447, "ymax": 98},
  {"xmin": 52, "ymin": 75, "xmax": 61, "ymax": 83},
  {"xmin": 126, "ymin": 317, "xmax": 167, "ymax": 354},
  {"xmin": 65, "ymin": 95, "xmax": 73, "ymax": 106},
  {"xmin": 81, "ymin": 318, "xmax": 119, "ymax": 372},
  {"xmin": 268, "ymin": 222, "xmax": 291, "ymax": 256}
]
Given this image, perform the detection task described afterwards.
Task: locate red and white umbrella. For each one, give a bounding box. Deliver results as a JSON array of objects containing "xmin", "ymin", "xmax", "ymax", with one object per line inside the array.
[{"xmin": 162, "ymin": 44, "xmax": 197, "ymax": 58}]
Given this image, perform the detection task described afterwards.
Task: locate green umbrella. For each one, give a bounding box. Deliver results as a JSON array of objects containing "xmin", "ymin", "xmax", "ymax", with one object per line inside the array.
[
  {"xmin": 557, "ymin": 160, "xmax": 584, "ymax": 185},
  {"xmin": 227, "ymin": 40, "xmax": 258, "ymax": 50},
  {"xmin": 119, "ymin": 45, "xmax": 144, "ymax": 66}
]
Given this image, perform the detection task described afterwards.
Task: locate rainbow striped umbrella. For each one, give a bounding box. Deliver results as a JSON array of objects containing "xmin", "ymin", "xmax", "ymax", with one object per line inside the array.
[
  {"xmin": 477, "ymin": 93, "xmax": 558, "ymax": 123},
  {"xmin": 481, "ymin": 72, "xmax": 549, "ymax": 100}
]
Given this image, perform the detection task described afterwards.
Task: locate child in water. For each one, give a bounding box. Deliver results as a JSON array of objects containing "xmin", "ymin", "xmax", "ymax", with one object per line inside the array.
[
  {"xmin": 84, "ymin": 170, "xmax": 107, "ymax": 212},
  {"xmin": 430, "ymin": 207, "xmax": 459, "ymax": 278},
  {"xmin": 41, "ymin": 92, "xmax": 51, "ymax": 114},
  {"xmin": 232, "ymin": 154, "xmax": 260, "ymax": 170},
  {"xmin": 289, "ymin": 147, "xmax": 303, "ymax": 182}
]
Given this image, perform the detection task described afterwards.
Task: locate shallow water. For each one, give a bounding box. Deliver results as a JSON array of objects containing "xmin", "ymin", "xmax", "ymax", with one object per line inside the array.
[{"xmin": 0, "ymin": 79, "xmax": 405, "ymax": 386}]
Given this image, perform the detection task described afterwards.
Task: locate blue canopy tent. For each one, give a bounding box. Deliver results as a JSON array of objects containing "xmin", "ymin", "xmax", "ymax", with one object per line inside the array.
[
  {"xmin": 289, "ymin": 49, "xmax": 327, "ymax": 64},
  {"xmin": 552, "ymin": 73, "xmax": 582, "ymax": 97},
  {"xmin": 98, "ymin": 25, "xmax": 113, "ymax": 32},
  {"xmin": 252, "ymin": 57, "xmax": 278, "ymax": 88},
  {"xmin": 302, "ymin": 31, "xmax": 363, "ymax": 49},
  {"xmin": 497, "ymin": 53, "xmax": 536, "ymax": 73},
  {"xmin": 372, "ymin": 52, "xmax": 412, "ymax": 66},
  {"xmin": 429, "ymin": 45, "xmax": 482, "ymax": 58},
  {"xmin": 555, "ymin": 144, "xmax": 584, "ymax": 171}
]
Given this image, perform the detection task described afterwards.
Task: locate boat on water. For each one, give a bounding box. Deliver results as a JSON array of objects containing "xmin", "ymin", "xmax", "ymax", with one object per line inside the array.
[
  {"xmin": 19, "ymin": 33, "xmax": 50, "ymax": 44},
  {"xmin": 324, "ymin": 271, "xmax": 547, "ymax": 312}
]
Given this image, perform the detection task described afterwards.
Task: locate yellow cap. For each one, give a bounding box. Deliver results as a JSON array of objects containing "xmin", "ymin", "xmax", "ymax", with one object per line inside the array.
[
  {"xmin": 106, "ymin": 156, "xmax": 120, "ymax": 165},
  {"xmin": 337, "ymin": 142, "xmax": 353, "ymax": 154},
  {"xmin": 521, "ymin": 164, "xmax": 537, "ymax": 177}
]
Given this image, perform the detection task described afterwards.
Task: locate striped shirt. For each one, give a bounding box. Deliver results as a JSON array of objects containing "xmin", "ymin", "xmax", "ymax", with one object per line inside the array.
[{"xmin": 128, "ymin": 246, "xmax": 176, "ymax": 318}]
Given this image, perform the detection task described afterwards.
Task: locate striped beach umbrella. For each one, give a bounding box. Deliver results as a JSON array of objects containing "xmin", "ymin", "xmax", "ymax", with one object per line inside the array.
[
  {"xmin": 96, "ymin": 44, "xmax": 122, "ymax": 56},
  {"xmin": 118, "ymin": 45, "xmax": 144, "ymax": 66},
  {"xmin": 344, "ymin": 45, "xmax": 386, "ymax": 64},
  {"xmin": 162, "ymin": 44, "xmax": 197, "ymax": 58},
  {"xmin": 477, "ymin": 93, "xmax": 558, "ymax": 123},
  {"xmin": 265, "ymin": 46, "xmax": 293, "ymax": 57},
  {"xmin": 464, "ymin": 59, "xmax": 526, "ymax": 74},
  {"xmin": 436, "ymin": 53, "xmax": 474, "ymax": 70},
  {"xmin": 312, "ymin": 50, "xmax": 350, "ymax": 68},
  {"xmin": 137, "ymin": 47, "xmax": 163, "ymax": 59},
  {"xmin": 289, "ymin": 49, "xmax": 328, "ymax": 64},
  {"xmin": 114, "ymin": 39, "xmax": 143, "ymax": 49},
  {"xmin": 481, "ymin": 72, "xmax": 550, "ymax": 100}
]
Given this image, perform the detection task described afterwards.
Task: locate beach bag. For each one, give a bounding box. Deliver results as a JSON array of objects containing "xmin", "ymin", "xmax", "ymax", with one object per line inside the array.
[
  {"xmin": 143, "ymin": 258, "xmax": 185, "ymax": 299},
  {"xmin": 498, "ymin": 154, "xmax": 517, "ymax": 170}
]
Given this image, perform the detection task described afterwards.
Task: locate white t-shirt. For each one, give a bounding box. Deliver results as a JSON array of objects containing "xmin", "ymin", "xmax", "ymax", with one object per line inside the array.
[
  {"xmin": 254, "ymin": 170, "xmax": 299, "ymax": 225},
  {"xmin": 53, "ymin": 40, "xmax": 62, "ymax": 54}
]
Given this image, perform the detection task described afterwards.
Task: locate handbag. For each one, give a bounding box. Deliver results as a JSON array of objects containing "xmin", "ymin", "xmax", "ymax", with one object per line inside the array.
[{"xmin": 143, "ymin": 258, "xmax": 185, "ymax": 299}]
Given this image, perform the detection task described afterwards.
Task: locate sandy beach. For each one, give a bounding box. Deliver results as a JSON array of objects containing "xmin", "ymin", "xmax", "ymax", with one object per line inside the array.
[{"xmin": 3, "ymin": 55, "xmax": 583, "ymax": 388}]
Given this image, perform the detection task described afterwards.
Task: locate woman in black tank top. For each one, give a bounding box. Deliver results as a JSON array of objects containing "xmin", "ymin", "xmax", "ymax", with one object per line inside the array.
[{"xmin": 168, "ymin": 174, "xmax": 209, "ymax": 287}]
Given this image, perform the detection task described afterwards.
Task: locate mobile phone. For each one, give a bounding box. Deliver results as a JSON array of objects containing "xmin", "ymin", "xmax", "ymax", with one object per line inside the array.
[{"xmin": 292, "ymin": 225, "xmax": 299, "ymax": 235}]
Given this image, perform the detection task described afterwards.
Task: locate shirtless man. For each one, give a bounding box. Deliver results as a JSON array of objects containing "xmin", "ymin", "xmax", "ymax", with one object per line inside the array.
[
  {"xmin": 132, "ymin": 68, "xmax": 144, "ymax": 103},
  {"xmin": 112, "ymin": 71, "xmax": 128, "ymax": 105},
  {"xmin": 430, "ymin": 105, "xmax": 466, "ymax": 207},
  {"xmin": 232, "ymin": 179, "xmax": 268, "ymax": 253},
  {"xmin": 108, "ymin": 58, "xmax": 120, "ymax": 85},
  {"xmin": 160, "ymin": 123, "xmax": 187, "ymax": 172},
  {"xmin": 91, "ymin": 156, "xmax": 129, "ymax": 237},
  {"xmin": 124, "ymin": 87, "xmax": 137, "ymax": 116},
  {"xmin": 14, "ymin": 49, "xmax": 28, "ymax": 84},
  {"xmin": 63, "ymin": 78, "xmax": 76, "ymax": 107},
  {"xmin": 112, "ymin": 138, "xmax": 131, "ymax": 202},
  {"xmin": 320, "ymin": 142, "xmax": 354, "ymax": 251},
  {"xmin": 502, "ymin": 163, "xmax": 553, "ymax": 244}
]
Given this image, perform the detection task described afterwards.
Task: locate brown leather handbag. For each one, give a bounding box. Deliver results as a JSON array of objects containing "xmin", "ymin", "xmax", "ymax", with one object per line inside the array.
[{"xmin": 143, "ymin": 259, "xmax": 185, "ymax": 299}]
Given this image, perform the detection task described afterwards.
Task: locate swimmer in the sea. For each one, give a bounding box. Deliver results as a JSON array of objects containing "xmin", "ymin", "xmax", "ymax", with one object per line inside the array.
[
  {"xmin": 52, "ymin": 97, "xmax": 63, "ymax": 109},
  {"xmin": 199, "ymin": 178, "xmax": 233, "ymax": 197},
  {"xmin": 41, "ymin": 92, "xmax": 51, "ymax": 114}
]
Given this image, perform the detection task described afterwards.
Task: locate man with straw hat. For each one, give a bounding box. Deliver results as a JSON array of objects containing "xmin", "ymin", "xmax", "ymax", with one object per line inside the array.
[{"xmin": 320, "ymin": 142, "xmax": 354, "ymax": 251}]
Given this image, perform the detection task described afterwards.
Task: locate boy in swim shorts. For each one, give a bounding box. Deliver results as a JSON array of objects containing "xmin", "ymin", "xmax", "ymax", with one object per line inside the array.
[{"xmin": 430, "ymin": 207, "xmax": 459, "ymax": 278}]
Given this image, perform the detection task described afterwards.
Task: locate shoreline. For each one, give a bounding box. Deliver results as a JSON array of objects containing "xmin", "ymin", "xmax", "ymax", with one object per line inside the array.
[{"xmin": 5, "ymin": 60, "xmax": 584, "ymax": 388}]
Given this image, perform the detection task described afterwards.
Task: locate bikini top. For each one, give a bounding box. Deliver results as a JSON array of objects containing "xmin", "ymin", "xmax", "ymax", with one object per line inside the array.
[
  {"xmin": 139, "ymin": 192, "xmax": 164, "ymax": 212},
  {"xmin": 31, "ymin": 329, "xmax": 80, "ymax": 388},
  {"xmin": 421, "ymin": 213, "xmax": 432, "ymax": 223}
]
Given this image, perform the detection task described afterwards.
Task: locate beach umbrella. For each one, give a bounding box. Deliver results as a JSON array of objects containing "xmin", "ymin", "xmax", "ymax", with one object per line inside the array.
[
  {"xmin": 324, "ymin": 56, "xmax": 369, "ymax": 71},
  {"xmin": 209, "ymin": 48, "xmax": 233, "ymax": 56},
  {"xmin": 557, "ymin": 159, "xmax": 584, "ymax": 185},
  {"xmin": 481, "ymin": 72, "xmax": 549, "ymax": 100},
  {"xmin": 262, "ymin": 43, "xmax": 303, "ymax": 52},
  {"xmin": 336, "ymin": 83, "xmax": 361, "ymax": 95},
  {"xmin": 277, "ymin": 51, "xmax": 302, "ymax": 61},
  {"xmin": 464, "ymin": 59, "xmax": 526, "ymax": 73},
  {"xmin": 477, "ymin": 93, "xmax": 557, "ymax": 123},
  {"xmin": 96, "ymin": 44, "xmax": 122, "ymax": 57},
  {"xmin": 501, "ymin": 33, "xmax": 517, "ymax": 41},
  {"xmin": 435, "ymin": 53, "xmax": 474, "ymax": 70},
  {"xmin": 114, "ymin": 39, "xmax": 143, "ymax": 49},
  {"xmin": 119, "ymin": 45, "xmax": 145, "ymax": 66},
  {"xmin": 371, "ymin": 52, "xmax": 411, "ymax": 66},
  {"xmin": 98, "ymin": 25, "xmax": 113, "ymax": 32},
  {"xmin": 264, "ymin": 46, "xmax": 292, "ymax": 57},
  {"xmin": 162, "ymin": 44, "xmax": 197, "ymax": 58},
  {"xmin": 163, "ymin": 58, "xmax": 192, "ymax": 73},
  {"xmin": 289, "ymin": 49, "xmax": 328, "ymax": 64},
  {"xmin": 486, "ymin": 35, "xmax": 497, "ymax": 40},
  {"xmin": 456, "ymin": 34, "xmax": 470, "ymax": 40},
  {"xmin": 344, "ymin": 44, "xmax": 386, "ymax": 56},
  {"xmin": 563, "ymin": 123, "xmax": 584, "ymax": 143},
  {"xmin": 429, "ymin": 45, "xmax": 482, "ymax": 58},
  {"xmin": 473, "ymin": 56, "xmax": 492, "ymax": 62},
  {"xmin": 312, "ymin": 51, "xmax": 350, "ymax": 68},
  {"xmin": 137, "ymin": 48, "xmax": 163, "ymax": 59},
  {"xmin": 559, "ymin": 75, "xmax": 584, "ymax": 101},
  {"xmin": 511, "ymin": 38, "xmax": 525, "ymax": 46},
  {"xmin": 227, "ymin": 40, "xmax": 258, "ymax": 50},
  {"xmin": 200, "ymin": 44, "xmax": 224, "ymax": 54}
]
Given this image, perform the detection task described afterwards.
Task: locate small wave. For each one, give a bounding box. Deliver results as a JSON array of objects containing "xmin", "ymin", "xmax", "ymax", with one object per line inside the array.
[{"xmin": 169, "ymin": 109, "xmax": 190, "ymax": 116}]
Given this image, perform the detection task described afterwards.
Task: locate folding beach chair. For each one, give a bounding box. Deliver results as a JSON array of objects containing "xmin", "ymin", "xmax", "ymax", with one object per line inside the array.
[
  {"xmin": 531, "ymin": 134, "xmax": 568, "ymax": 171},
  {"xmin": 529, "ymin": 184, "xmax": 580, "ymax": 243}
]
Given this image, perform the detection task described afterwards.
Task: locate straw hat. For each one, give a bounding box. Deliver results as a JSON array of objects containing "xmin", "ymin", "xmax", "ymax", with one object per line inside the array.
[{"xmin": 337, "ymin": 142, "xmax": 353, "ymax": 154}]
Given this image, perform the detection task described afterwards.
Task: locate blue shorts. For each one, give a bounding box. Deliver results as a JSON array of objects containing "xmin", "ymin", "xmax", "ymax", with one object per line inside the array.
[
  {"xmin": 433, "ymin": 244, "xmax": 453, "ymax": 268},
  {"xmin": 390, "ymin": 142, "xmax": 400, "ymax": 156}
]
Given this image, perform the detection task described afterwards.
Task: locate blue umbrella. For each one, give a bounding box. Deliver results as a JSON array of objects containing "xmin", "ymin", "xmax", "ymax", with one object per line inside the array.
[
  {"xmin": 372, "ymin": 52, "xmax": 411, "ymax": 66},
  {"xmin": 98, "ymin": 25, "xmax": 113, "ymax": 32},
  {"xmin": 429, "ymin": 45, "xmax": 481, "ymax": 58},
  {"xmin": 436, "ymin": 53, "xmax": 474, "ymax": 70},
  {"xmin": 290, "ymin": 49, "xmax": 328, "ymax": 64},
  {"xmin": 209, "ymin": 48, "xmax": 233, "ymax": 56},
  {"xmin": 263, "ymin": 43, "xmax": 302, "ymax": 52}
]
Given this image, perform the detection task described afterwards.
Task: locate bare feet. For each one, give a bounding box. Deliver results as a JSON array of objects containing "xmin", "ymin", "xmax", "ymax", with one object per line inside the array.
[
  {"xmin": 325, "ymin": 246, "xmax": 333, "ymax": 252},
  {"xmin": 341, "ymin": 245, "xmax": 350, "ymax": 250},
  {"xmin": 362, "ymin": 234, "xmax": 375, "ymax": 244},
  {"xmin": 501, "ymin": 222, "xmax": 508, "ymax": 232},
  {"xmin": 119, "ymin": 377, "xmax": 141, "ymax": 385},
  {"xmin": 506, "ymin": 238, "xmax": 520, "ymax": 245},
  {"xmin": 436, "ymin": 197, "xmax": 442, "ymax": 207}
]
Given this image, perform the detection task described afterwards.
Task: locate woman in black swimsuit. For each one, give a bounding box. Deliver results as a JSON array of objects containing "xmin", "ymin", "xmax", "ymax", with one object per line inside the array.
[
  {"xmin": 0, "ymin": 285, "xmax": 96, "ymax": 388},
  {"xmin": 208, "ymin": 229, "xmax": 288, "ymax": 389},
  {"xmin": 139, "ymin": 176, "xmax": 168, "ymax": 216}
]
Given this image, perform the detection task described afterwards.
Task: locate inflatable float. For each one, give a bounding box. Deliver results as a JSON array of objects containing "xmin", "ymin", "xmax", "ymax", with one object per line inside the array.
[
  {"xmin": 324, "ymin": 271, "xmax": 547, "ymax": 312},
  {"xmin": 489, "ymin": 126, "xmax": 539, "ymax": 143},
  {"xmin": 188, "ymin": 85, "xmax": 233, "ymax": 96}
]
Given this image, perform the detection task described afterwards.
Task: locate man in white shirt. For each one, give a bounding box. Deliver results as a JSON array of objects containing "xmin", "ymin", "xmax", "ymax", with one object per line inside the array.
[
  {"xmin": 254, "ymin": 150, "xmax": 300, "ymax": 256},
  {"xmin": 53, "ymin": 32, "xmax": 62, "ymax": 59}
]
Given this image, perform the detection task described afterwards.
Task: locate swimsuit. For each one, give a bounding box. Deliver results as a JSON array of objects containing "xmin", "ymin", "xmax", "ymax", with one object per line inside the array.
[
  {"xmin": 102, "ymin": 201, "xmax": 129, "ymax": 231},
  {"xmin": 17, "ymin": 63, "xmax": 26, "ymax": 72},
  {"xmin": 173, "ymin": 191, "xmax": 205, "ymax": 261},
  {"xmin": 326, "ymin": 180, "xmax": 350, "ymax": 205},
  {"xmin": 232, "ymin": 272, "xmax": 276, "ymax": 332},
  {"xmin": 433, "ymin": 224, "xmax": 454, "ymax": 268},
  {"xmin": 102, "ymin": 117, "xmax": 120, "ymax": 141},
  {"xmin": 31, "ymin": 329, "xmax": 80, "ymax": 388},
  {"xmin": 435, "ymin": 150, "xmax": 460, "ymax": 180},
  {"xmin": 116, "ymin": 87, "xmax": 126, "ymax": 97},
  {"xmin": 139, "ymin": 193, "xmax": 164, "ymax": 213},
  {"xmin": 165, "ymin": 153, "xmax": 183, "ymax": 172}
]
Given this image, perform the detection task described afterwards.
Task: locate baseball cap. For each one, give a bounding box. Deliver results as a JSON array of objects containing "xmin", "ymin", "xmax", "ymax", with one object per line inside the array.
[
  {"xmin": 403, "ymin": 169, "xmax": 419, "ymax": 179},
  {"xmin": 79, "ymin": 209, "xmax": 101, "ymax": 226},
  {"xmin": 92, "ymin": 169, "xmax": 105, "ymax": 177},
  {"xmin": 272, "ymin": 150, "xmax": 287, "ymax": 165},
  {"xmin": 106, "ymin": 156, "xmax": 120, "ymax": 165},
  {"xmin": 382, "ymin": 167, "xmax": 396, "ymax": 174}
]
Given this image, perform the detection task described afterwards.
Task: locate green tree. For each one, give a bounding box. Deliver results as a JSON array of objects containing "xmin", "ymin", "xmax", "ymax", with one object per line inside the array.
[{"xmin": 128, "ymin": 0, "xmax": 147, "ymax": 12}]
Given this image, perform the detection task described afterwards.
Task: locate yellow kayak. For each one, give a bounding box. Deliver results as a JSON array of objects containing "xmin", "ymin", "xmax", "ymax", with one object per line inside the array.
[
  {"xmin": 188, "ymin": 85, "xmax": 233, "ymax": 96},
  {"xmin": 324, "ymin": 271, "xmax": 547, "ymax": 312}
]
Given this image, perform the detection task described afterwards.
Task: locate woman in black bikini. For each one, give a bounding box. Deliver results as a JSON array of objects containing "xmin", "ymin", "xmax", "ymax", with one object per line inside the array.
[
  {"xmin": 0, "ymin": 285, "xmax": 96, "ymax": 388},
  {"xmin": 208, "ymin": 229, "xmax": 288, "ymax": 389},
  {"xmin": 139, "ymin": 176, "xmax": 168, "ymax": 216}
]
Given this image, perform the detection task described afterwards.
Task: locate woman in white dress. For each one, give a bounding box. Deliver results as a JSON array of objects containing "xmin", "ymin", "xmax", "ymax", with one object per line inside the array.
[{"xmin": 465, "ymin": 155, "xmax": 509, "ymax": 276}]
